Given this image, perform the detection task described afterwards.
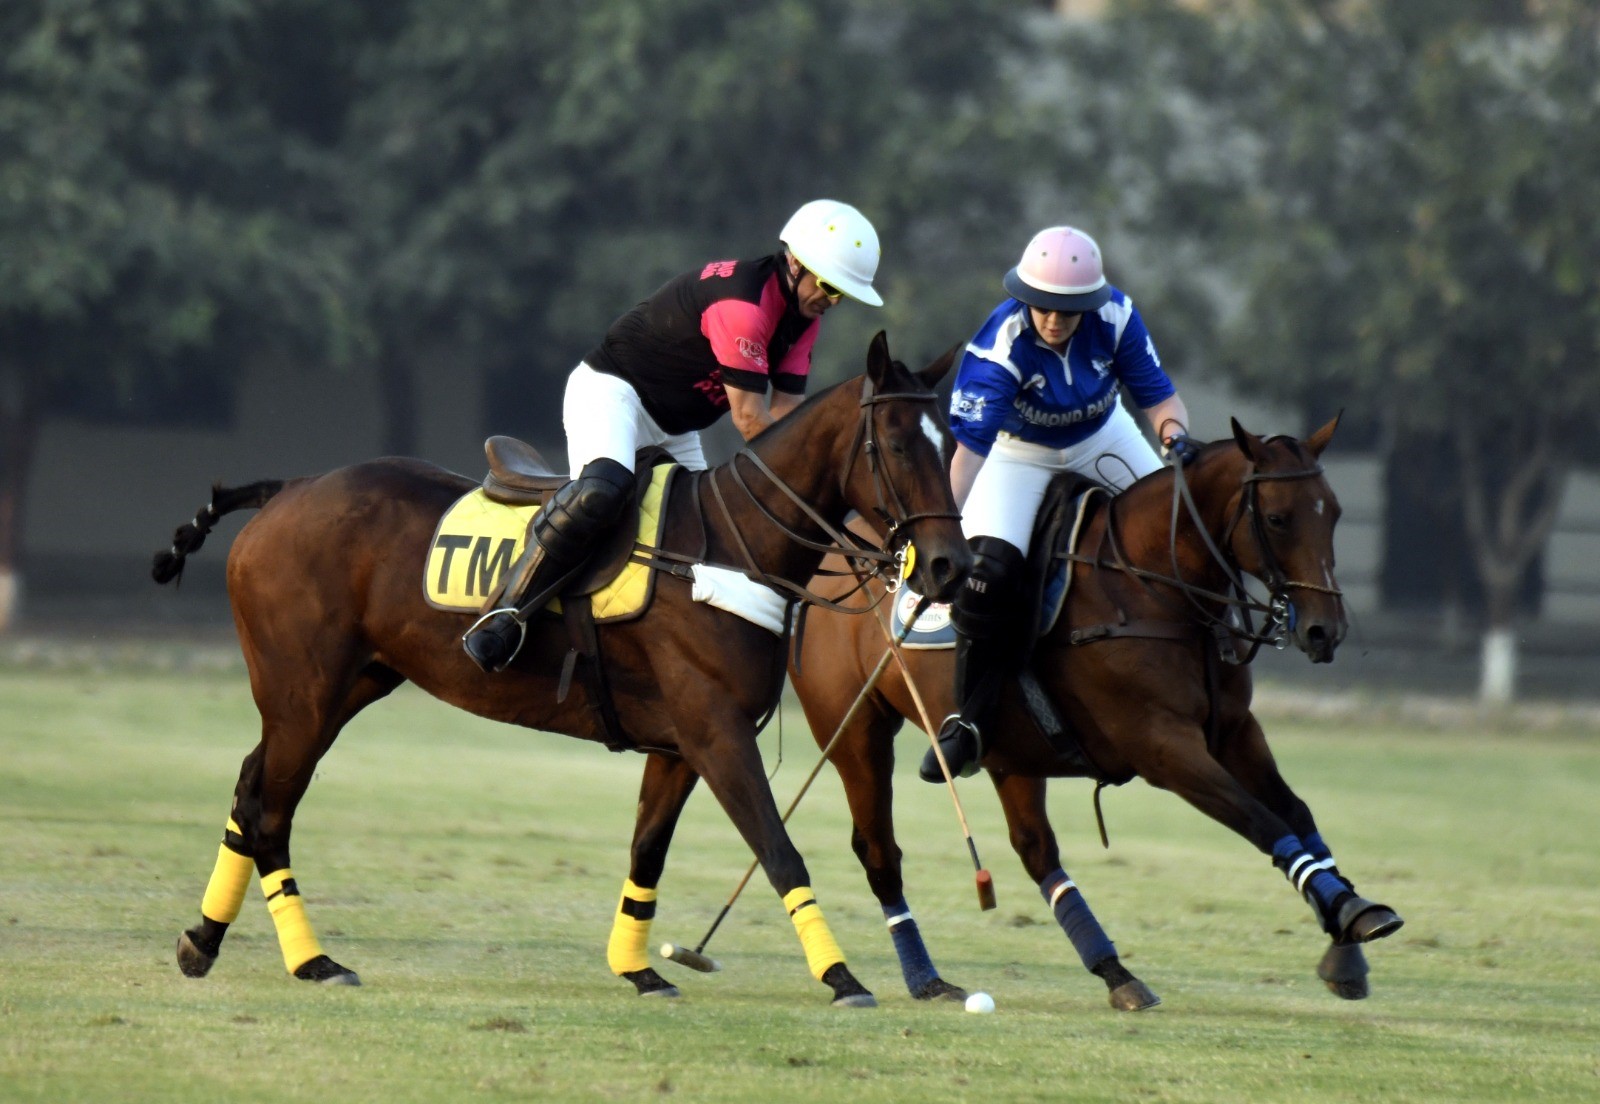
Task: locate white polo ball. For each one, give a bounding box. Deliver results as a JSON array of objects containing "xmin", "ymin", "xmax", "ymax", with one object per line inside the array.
[{"xmin": 964, "ymin": 991, "xmax": 995, "ymax": 1014}]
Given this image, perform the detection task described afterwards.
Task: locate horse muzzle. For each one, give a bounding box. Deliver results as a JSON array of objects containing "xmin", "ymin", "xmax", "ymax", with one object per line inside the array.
[
  {"xmin": 1291, "ymin": 605, "xmax": 1346, "ymax": 664},
  {"xmin": 905, "ymin": 535, "xmax": 971, "ymax": 603}
]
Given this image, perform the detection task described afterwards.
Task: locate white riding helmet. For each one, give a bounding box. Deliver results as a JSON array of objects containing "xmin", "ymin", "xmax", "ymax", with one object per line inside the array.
[
  {"xmin": 779, "ymin": 200, "xmax": 883, "ymax": 307},
  {"xmin": 1003, "ymin": 225, "xmax": 1111, "ymax": 313}
]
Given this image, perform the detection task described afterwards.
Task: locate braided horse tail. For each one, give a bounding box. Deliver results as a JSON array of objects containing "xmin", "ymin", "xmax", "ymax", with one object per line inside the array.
[{"xmin": 151, "ymin": 481, "xmax": 287, "ymax": 585}]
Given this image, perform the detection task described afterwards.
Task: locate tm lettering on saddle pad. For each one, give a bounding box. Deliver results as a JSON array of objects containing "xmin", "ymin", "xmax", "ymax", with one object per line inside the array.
[{"xmin": 423, "ymin": 464, "xmax": 673, "ymax": 621}]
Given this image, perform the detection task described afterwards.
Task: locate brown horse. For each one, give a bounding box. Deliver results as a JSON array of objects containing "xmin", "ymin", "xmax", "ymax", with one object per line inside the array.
[
  {"xmin": 152, "ymin": 332, "xmax": 970, "ymax": 1006},
  {"xmin": 788, "ymin": 417, "xmax": 1402, "ymax": 1009}
]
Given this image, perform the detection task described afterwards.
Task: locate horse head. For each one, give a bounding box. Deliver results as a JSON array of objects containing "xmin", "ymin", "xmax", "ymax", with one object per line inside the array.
[
  {"xmin": 844, "ymin": 332, "xmax": 970, "ymax": 603},
  {"xmin": 1223, "ymin": 415, "xmax": 1347, "ymax": 663}
]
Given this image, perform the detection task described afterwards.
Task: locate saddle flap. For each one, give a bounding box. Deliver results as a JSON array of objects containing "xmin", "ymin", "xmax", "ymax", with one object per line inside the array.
[{"xmin": 1024, "ymin": 472, "xmax": 1104, "ymax": 645}]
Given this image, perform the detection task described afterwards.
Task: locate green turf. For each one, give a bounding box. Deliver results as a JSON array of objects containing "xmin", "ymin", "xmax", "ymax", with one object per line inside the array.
[{"xmin": 2, "ymin": 655, "xmax": 1596, "ymax": 1103}]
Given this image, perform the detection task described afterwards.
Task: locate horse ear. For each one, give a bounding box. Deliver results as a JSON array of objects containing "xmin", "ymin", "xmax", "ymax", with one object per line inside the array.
[
  {"xmin": 867, "ymin": 330, "xmax": 891, "ymax": 387},
  {"xmin": 1230, "ymin": 417, "xmax": 1263, "ymax": 462},
  {"xmin": 916, "ymin": 341, "xmax": 963, "ymax": 390},
  {"xmin": 1303, "ymin": 410, "xmax": 1342, "ymax": 459}
]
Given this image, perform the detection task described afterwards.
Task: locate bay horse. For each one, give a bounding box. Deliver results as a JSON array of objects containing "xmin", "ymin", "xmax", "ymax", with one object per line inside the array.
[
  {"xmin": 788, "ymin": 417, "xmax": 1403, "ymax": 1009},
  {"xmin": 152, "ymin": 332, "xmax": 969, "ymax": 1006}
]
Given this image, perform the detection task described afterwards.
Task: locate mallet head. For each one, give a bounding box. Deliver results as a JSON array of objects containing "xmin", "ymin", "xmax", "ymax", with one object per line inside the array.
[
  {"xmin": 976, "ymin": 869, "xmax": 997, "ymax": 911},
  {"xmin": 659, "ymin": 942, "xmax": 721, "ymax": 973}
]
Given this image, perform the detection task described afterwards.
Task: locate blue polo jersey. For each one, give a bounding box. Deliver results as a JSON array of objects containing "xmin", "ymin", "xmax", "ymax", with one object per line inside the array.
[{"xmin": 948, "ymin": 289, "xmax": 1175, "ymax": 455}]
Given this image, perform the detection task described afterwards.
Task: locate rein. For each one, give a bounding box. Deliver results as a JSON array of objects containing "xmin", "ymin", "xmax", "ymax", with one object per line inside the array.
[{"xmin": 674, "ymin": 375, "xmax": 959, "ymax": 613}]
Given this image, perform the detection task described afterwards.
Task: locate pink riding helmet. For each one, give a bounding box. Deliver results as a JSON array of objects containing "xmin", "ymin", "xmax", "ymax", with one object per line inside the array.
[{"xmin": 1002, "ymin": 226, "xmax": 1111, "ymax": 313}]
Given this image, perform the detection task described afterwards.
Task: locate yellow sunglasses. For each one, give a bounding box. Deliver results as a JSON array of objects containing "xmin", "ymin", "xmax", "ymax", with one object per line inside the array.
[{"xmin": 805, "ymin": 267, "xmax": 845, "ymax": 302}]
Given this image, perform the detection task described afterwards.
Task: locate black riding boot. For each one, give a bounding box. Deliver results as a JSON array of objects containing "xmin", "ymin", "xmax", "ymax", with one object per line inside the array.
[
  {"xmin": 463, "ymin": 458, "xmax": 633, "ymax": 674},
  {"xmin": 919, "ymin": 632, "xmax": 1003, "ymax": 781},
  {"xmin": 919, "ymin": 536, "xmax": 1026, "ymax": 783}
]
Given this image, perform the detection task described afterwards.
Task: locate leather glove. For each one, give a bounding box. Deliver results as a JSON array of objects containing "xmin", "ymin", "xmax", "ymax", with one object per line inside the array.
[{"xmin": 1162, "ymin": 433, "xmax": 1201, "ymax": 466}]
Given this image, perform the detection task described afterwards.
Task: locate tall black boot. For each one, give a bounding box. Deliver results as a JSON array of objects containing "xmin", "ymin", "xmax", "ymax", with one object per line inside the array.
[
  {"xmin": 919, "ymin": 535, "xmax": 1025, "ymax": 782},
  {"xmin": 463, "ymin": 458, "xmax": 632, "ymax": 673},
  {"xmin": 920, "ymin": 632, "xmax": 1002, "ymax": 781}
]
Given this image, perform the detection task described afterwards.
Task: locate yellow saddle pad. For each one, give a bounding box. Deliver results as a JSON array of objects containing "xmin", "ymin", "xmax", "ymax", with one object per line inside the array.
[{"xmin": 423, "ymin": 463, "xmax": 674, "ymax": 622}]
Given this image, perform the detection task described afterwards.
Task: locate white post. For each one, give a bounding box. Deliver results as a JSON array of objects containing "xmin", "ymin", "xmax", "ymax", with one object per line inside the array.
[
  {"xmin": 1478, "ymin": 626, "xmax": 1517, "ymax": 705},
  {"xmin": 0, "ymin": 567, "xmax": 16, "ymax": 633}
]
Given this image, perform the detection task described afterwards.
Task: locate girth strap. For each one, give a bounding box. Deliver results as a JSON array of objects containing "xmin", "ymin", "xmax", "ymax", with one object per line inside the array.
[{"xmin": 559, "ymin": 599, "xmax": 634, "ymax": 753}]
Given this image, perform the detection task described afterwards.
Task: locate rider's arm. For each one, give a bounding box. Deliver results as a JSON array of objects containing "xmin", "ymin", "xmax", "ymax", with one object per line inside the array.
[
  {"xmin": 1142, "ymin": 393, "xmax": 1192, "ymax": 446},
  {"xmin": 726, "ymin": 386, "xmax": 776, "ymax": 440},
  {"xmin": 949, "ymin": 442, "xmax": 985, "ymax": 509},
  {"xmin": 769, "ymin": 389, "xmax": 804, "ymax": 422}
]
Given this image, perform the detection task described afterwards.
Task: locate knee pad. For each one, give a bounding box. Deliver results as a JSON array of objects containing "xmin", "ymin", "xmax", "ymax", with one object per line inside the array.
[
  {"xmin": 534, "ymin": 458, "xmax": 634, "ymax": 559},
  {"xmin": 951, "ymin": 536, "xmax": 1026, "ymax": 640}
]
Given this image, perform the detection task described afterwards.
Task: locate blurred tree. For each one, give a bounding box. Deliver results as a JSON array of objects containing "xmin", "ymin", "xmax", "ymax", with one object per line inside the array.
[
  {"xmin": 341, "ymin": 0, "xmax": 1036, "ymax": 454},
  {"xmin": 1127, "ymin": 0, "xmax": 1600, "ymax": 701},
  {"xmin": 0, "ymin": 0, "xmax": 359, "ymax": 629}
]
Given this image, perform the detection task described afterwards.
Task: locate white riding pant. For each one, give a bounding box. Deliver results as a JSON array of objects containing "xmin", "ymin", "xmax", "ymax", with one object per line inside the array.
[
  {"xmin": 961, "ymin": 401, "xmax": 1161, "ymax": 554},
  {"xmin": 562, "ymin": 362, "xmax": 708, "ymax": 477}
]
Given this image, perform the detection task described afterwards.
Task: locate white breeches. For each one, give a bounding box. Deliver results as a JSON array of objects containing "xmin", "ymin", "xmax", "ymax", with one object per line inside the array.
[
  {"xmin": 562, "ymin": 362, "xmax": 709, "ymax": 477},
  {"xmin": 961, "ymin": 402, "xmax": 1161, "ymax": 553}
]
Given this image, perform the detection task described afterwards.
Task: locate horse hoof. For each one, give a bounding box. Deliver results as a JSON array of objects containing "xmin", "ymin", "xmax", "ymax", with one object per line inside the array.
[
  {"xmin": 822, "ymin": 963, "xmax": 876, "ymax": 1008},
  {"xmin": 1336, "ymin": 896, "xmax": 1404, "ymax": 944},
  {"xmin": 622, "ymin": 968, "xmax": 681, "ymax": 998},
  {"xmin": 176, "ymin": 931, "xmax": 216, "ymax": 978},
  {"xmin": 1109, "ymin": 979, "xmax": 1162, "ymax": 1012},
  {"xmin": 1317, "ymin": 939, "xmax": 1370, "ymax": 1000},
  {"xmin": 293, "ymin": 955, "xmax": 361, "ymax": 985},
  {"xmin": 910, "ymin": 977, "xmax": 968, "ymax": 1002}
]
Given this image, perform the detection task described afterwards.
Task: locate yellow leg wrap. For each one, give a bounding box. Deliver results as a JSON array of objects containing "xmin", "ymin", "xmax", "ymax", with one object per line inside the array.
[
  {"xmin": 783, "ymin": 886, "xmax": 845, "ymax": 982},
  {"xmin": 199, "ymin": 839, "xmax": 255, "ymax": 925},
  {"xmin": 261, "ymin": 868, "xmax": 324, "ymax": 974},
  {"xmin": 606, "ymin": 878, "xmax": 657, "ymax": 976}
]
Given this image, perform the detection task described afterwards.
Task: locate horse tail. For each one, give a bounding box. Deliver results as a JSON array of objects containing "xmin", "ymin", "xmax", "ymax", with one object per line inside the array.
[{"xmin": 151, "ymin": 480, "xmax": 287, "ymax": 586}]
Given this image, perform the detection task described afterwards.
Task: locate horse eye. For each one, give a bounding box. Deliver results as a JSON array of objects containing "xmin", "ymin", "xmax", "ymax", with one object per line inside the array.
[
  {"xmin": 1265, "ymin": 514, "xmax": 1289, "ymax": 530},
  {"xmin": 887, "ymin": 439, "xmax": 909, "ymax": 458}
]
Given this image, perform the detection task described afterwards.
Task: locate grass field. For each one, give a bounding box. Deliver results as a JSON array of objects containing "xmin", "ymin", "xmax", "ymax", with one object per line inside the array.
[{"xmin": 2, "ymin": 646, "xmax": 1597, "ymax": 1103}]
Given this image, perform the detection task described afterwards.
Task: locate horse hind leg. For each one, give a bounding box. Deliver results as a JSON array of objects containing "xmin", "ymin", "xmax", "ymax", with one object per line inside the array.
[
  {"xmin": 177, "ymin": 663, "xmax": 401, "ymax": 985},
  {"xmin": 991, "ymin": 774, "xmax": 1159, "ymax": 1011},
  {"xmin": 606, "ymin": 754, "xmax": 701, "ymax": 999}
]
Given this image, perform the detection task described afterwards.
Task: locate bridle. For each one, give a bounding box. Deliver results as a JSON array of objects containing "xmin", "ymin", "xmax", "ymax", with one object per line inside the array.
[
  {"xmin": 1164, "ymin": 441, "xmax": 1344, "ymax": 653},
  {"xmin": 1074, "ymin": 440, "xmax": 1344, "ymax": 659}
]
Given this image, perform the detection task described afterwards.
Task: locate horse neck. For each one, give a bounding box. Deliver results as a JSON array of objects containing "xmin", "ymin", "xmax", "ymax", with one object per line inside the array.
[
  {"xmin": 701, "ymin": 385, "xmax": 856, "ymax": 585},
  {"xmin": 1111, "ymin": 452, "xmax": 1249, "ymax": 593}
]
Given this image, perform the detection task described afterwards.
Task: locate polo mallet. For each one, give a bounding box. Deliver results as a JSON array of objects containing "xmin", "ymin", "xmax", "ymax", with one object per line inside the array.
[
  {"xmin": 867, "ymin": 593, "xmax": 998, "ymax": 911},
  {"xmin": 659, "ymin": 594, "xmax": 934, "ymax": 973}
]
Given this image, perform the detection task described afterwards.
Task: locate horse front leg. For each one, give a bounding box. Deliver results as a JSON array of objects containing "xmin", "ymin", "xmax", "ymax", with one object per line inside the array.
[
  {"xmin": 607, "ymin": 753, "xmax": 700, "ymax": 998},
  {"xmin": 1213, "ymin": 709, "xmax": 1404, "ymax": 998},
  {"xmin": 1137, "ymin": 715, "xmax": 1401, "ymax": 955},
  {"xmin": 989, "ymin": 772, "xmax": 1159, "ymax": 1011},
  {"xmin": 678, "ymin": 706, "xmax": 875, "ymax": 1008},
  {"xmin": 821, "ymin": 701, "xmax": 964, "ymax": 1002}
]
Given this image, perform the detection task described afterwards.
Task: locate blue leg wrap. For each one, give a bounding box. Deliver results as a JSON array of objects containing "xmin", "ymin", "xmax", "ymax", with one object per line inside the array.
[
  {"xmin": 1303, "ymin": 831, "xmax": 1331, "ymax": 861},
  {"xmin": 882, "ymin": 898, "xmax": 940, "ymax": 993},
  {"xmin": 1041, "ymin": 869, "xmax": 1116, "ymax": 971},
  {"xmin": 1271, "ymin": 834, "xmax": 1348, "ymax": 917}
]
